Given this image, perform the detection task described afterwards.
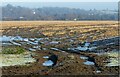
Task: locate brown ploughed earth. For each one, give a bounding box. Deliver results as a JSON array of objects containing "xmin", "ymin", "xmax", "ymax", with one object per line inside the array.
[{"xmin": 1, "ymin": 21, "xmax": 119, "ymax": 76}]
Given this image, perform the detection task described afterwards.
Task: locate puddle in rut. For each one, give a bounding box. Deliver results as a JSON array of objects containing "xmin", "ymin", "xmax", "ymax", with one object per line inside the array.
[
  {"xmin": 80, "ymin": 56, "xmax": 88, "ymax": 60},
  {"xmin": 42, "ymin": 60, "xmax": 54, "ymax": 66},
  {"xmin": 83, "ymin": 61, "xmax": 95, "ymax": 65},
  {"xmin": 43, "ymin": 56, "xmax": 49, "ymax": 59}
]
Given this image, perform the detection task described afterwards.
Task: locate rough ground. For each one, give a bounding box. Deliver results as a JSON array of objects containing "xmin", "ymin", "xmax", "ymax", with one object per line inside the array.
[{"xmin": 1, "ymin": 21, "xmax": 119, "ymax": 76}]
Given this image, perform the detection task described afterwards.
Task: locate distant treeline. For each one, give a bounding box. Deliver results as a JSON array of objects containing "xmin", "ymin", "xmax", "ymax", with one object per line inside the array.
[{"xmin": 1, "ymin": 4, "xmax": 118, "ymax": 21}]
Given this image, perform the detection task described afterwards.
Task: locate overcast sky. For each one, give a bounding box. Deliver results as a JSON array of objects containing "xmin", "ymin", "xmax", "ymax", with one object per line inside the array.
[
  {"xmin": 1, "ymin": 0, "xmax": 119, "ymax": 2},
  {"xmin": 2, "ymin": 2, "xmax": 118, "ymax": 10},
  {"xmin": 1, "ymin": 0, "xmax": 119, "ymax": 10}
]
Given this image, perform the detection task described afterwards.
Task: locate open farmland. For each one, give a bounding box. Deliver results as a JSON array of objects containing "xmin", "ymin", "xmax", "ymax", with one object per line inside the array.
[
  {"xmin": 1, "ymin": 21, "xmax": 119, "ymax": 75},
  {"xmin": 1, "ymin": 21, "xmax": 118, "ymax": 38}
]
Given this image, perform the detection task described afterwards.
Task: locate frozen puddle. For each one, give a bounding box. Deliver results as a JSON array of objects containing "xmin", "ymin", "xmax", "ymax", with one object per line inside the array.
[
  {"xmin": 75, "ymin": 46, "xmax": 97, "ymax": 51},
  {"xmin": 43, "ymin": 56, "xmax": 49, "ymax": 59},
  {"xmin": 28, "ymin": 48, "xmax": 36, "ymax": 51},
  {"xmin": 80, "ymin": 55, "xmax": 95, "ymax": 66},
  {"xmin": 51, "ymin": 48, "xmax": 65, "ymax": 52},
  {"xmin": 83, "ymin": 61, "xmax": 95, "ymax": 65},
  {"xmin": 0, "ymin": 35, "xmax": 48, "ymax": 51},
  {"xmin": 42, "ymin": 60, "xmax": 53, "ymax": 66},
  {"xmin": 96, "ymin": 70, "xmax": 101, "ymax": 73},
  {"xmin": 76, "ymin": 46, "xmax": 88, "ymax": 51},
  {"xmin": 0, "ymin": 36, "xmax": 13, "ymax": 42},
  {"xmin": 0, "ymin": 35, "xmax": 41, "ymax": 45},
  {"xmin": 50, "ymin": 41, "xmax": 59, "ymax": 44},
  {"xmin": 80, "ymin": 56, "xmax": 88, "ymax": 60},
  {"xmin": 0, "ymin": 52, "xmax": 36, "ymax": 67}
]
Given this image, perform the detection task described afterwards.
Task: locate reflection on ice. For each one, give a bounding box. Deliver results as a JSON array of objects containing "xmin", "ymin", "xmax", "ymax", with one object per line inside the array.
[
  {"xmin": 76, "ymin": 46, "xmax": 88, "ymax": 51},
  {"xmin": 33, "ymin": 46, "xmax": 40, "ymax": 49},
  {"xmin": 42, "ymin": 60, "xmax": 53, "ymax": 66},
  {"xmin": 83, "ymin": 61, "xmax": 95, "ymax": 65},
  {"xmin": 84, "ymin": 42, "xmax": 90, "ymax": 47},
  {"xmin": 11, "ymin": 41, "xmax": 21, "ymax": 46},
  {"xmin": 28, "ymin": 48, "xmax": 36, "ymax": 51},
  {"xmin": 12, "ymin": 36, "xmax": 23, "ymax": 41},
  {"xmin": 2, "ymin": 43, "xmax": 12, "ymax": 46},
  {"xmin": 80, "ymin": 56, "xmax": 88, "ymax": 60},
  {"xmin": 50, "ymin": 41, "xmax": 59, "ymax": 44},
  {"xmin": 96, "ymin": 70, "xmax": 101, "ymax": 73},
  {"xmin": 24, "ymin": 38, "xmax": 29, "ymax": 42},
  {"xmin": 43, "ymin": 56, "xmax": 49, "ymax": 59},
  {"xmin": 69, "ymin": 46, "xmax": 97, "ymax": 51},
  {"xmin": 0, "ymin": 36, "xmax": 12, "ymax": 42},
  {"xmin": 27, "ymin": 40, "xmax": 38, "ymax": 45}
]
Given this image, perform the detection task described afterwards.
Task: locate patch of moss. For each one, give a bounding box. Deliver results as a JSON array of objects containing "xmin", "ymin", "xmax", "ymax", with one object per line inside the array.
[{"xmin": 2, "ymin": 47, "xmax": 25, "ymax": 54}]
